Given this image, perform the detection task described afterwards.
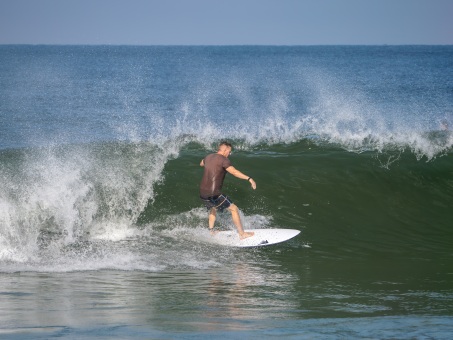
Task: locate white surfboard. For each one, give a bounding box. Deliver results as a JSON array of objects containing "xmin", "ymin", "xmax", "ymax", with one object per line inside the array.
[{"xmin": 208, "ymin": 228, "xmax": 300, "ymax": 248}]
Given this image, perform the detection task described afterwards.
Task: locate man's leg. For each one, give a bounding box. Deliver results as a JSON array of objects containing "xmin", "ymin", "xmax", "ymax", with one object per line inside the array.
[
  {"xmin": 227, "ymin": 204, "xmax": 254, "ymax": 239},
  {"xmin": 208, "ymin": 207, "xmax": 217, "ymax": 229}
]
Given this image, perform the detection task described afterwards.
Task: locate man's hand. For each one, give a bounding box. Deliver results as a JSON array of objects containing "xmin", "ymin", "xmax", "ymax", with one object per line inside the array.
[
  {"xmin": 226, "ymin": 166, "xmax": 257, "ymax": 190},
  {"xmin": 249, "ymin": 178, "xmax": 257, "ymax": 190}
]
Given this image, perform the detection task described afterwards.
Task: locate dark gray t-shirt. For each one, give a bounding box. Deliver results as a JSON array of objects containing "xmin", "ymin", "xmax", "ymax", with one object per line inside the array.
[{"xmin": 199, "ymin": 153, "xmax": 231, "ymax": 198}]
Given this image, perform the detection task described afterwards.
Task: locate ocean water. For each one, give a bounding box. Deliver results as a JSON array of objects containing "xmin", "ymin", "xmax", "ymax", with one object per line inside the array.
[{"xmin": 0, "ymin": 45, "xmax": 452, "ymax": 338}]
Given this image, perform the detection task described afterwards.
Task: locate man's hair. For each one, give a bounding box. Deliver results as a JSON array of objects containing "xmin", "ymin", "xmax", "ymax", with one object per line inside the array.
[{"xmin": 219, "ymin": 141, "xmax": 232, "ymax": 149}]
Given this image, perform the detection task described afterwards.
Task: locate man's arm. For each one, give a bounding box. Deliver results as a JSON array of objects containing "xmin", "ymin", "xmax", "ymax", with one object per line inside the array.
[
  {"xmin": 200, "ymin": 159, "xmax": 204, "ymax": 167},
  {"xmin": 226, "ymin": 166, "xmax": 257, "ymax": 190}
]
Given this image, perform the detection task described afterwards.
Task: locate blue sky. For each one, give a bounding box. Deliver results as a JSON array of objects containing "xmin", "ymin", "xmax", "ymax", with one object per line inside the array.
[{"xmin": 0, "ymin": 0, "xmax": 452, "ymax": 45}]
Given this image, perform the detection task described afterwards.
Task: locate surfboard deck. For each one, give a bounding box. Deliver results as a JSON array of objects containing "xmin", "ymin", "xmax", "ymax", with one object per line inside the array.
[{"xmin": 208, "ymin": 228, "xmax": 300, "ymax": 247}]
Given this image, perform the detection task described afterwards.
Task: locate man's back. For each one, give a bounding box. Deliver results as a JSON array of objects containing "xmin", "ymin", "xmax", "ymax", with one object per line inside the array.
[{"xmin": 199, "ymin": 153, "xmax": 231, "ymax": 198}]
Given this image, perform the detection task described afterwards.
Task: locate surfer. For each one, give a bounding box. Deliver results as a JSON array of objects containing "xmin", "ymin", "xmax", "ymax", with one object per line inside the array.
[{"xmin": 200, "ymin": 141, "xmax": 256, "ymax": 239}]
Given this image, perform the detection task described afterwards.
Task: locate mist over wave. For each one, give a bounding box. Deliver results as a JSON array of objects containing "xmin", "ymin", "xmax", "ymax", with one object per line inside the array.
[
  {"xmin": 2, "ymin": 46, "xmax": 451, "ymax": 157},
  {"xmin": 146, "ymin": 64, "xmax": 452, "ymax": 160}
]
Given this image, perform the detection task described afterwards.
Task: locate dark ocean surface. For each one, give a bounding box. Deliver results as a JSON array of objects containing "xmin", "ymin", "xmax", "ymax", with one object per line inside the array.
[{"xmin": 0, "ymin": 45, "xmax": 452, "ymax": 338}]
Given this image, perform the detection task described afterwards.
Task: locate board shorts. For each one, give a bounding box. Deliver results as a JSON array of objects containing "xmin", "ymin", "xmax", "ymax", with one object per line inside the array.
[{"xmin": 200, "ymin": 194, "xmax": 233, "ymax": 212}]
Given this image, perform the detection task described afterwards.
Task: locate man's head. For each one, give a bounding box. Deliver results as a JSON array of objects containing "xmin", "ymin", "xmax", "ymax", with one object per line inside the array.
[{"xmin": 218, "ymin": 141, "xmax": 232, "ymax": 157}]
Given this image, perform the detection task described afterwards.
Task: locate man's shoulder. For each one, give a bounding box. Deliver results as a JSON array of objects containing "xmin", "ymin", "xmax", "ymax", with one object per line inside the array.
[
  {"xmin": 206, "ymin": 153, "xmax": 225, "ymax": 160},
  {"xmin": 204, "ymin": 153, "xmax": 218, "ymax": 161},
  {"xmin": 205, "ymin": 153, "xmax": 231, "ymax": 166}
]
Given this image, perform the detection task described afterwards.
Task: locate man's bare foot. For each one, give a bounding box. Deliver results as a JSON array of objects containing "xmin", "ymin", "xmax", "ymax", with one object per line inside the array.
[
  {"xmin": 239, "ymin": 231, "xmax": 254, "ymax": 240},
  {"xmin": 209, "ymin": 229, "xmax": 219, "ymax": 236}
]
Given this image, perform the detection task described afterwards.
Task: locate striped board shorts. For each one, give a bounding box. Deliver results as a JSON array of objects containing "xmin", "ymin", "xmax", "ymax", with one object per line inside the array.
[{"xmin": 200, "ymin": 194, "xmax": 233, "ymax": 212}]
